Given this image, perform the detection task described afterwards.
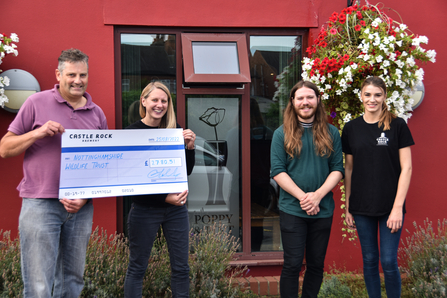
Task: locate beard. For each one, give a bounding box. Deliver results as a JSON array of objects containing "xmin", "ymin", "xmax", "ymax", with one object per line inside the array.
[{"xmin": 295, "ymin": 105, "xmax": 317, "ymax": 121}]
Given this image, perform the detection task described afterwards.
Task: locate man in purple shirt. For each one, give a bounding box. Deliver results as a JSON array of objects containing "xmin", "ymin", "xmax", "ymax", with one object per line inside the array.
[{"xmin": 0, "ymin": 48, "xmax": 108, "ymax": 298}]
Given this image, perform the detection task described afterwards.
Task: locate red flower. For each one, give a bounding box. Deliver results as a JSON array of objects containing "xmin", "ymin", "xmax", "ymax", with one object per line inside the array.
[
  {"xmin": 343, "ymin": 54, "xmax": 350, "ymax": 60},
  {"xmin": 328, "ymin": 59, "xmax": 337, "ymax": 67},
  {"xmin": 347, "ymin": 7, "xmax": 354, "ymax": 14},
  {"xmin": 360, "ymin": 20, "xmax": 366, "ymax": 26},
  {"xmin": 319, "ymin": 41, "xmax": 328, "ymax": 48},
  {"xmin": 357, "ymin": 11, "xmax": 363, "ymax": 19},
  {"xmin": 354, "ymin": 25, "xmax": 361, "ymax": 31},
  {"xmin": 339, "ymin": 13, "xmax": 346, "ymax": 24},
  {"xmin": 330, "ymin": 28, "xmax": 338, "ymax": 35}
]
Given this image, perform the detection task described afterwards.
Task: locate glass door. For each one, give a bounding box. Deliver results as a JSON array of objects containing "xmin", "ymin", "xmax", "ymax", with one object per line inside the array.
[{"xmin": 185, "ymin": 95, "xmax": 242, "ymax": 248}]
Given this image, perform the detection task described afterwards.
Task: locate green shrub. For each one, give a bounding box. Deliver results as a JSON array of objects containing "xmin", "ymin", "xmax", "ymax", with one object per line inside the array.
[
  {"xmin": 399, "ymin": 218, "xmax": 447, "ymax": 298},
  {"xmin": 318, "ymin": 275, "xmax": 352, "ymax": 298},
  {"xmin": 0, "ymin": 230, "xmax": 22, "ymax": 298},
  {"xmin": 0, "ymin": 224, "xmax": 253, "ymax": 298}
]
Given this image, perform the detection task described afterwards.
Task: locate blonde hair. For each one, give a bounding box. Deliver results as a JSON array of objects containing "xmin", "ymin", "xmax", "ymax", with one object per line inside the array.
[
  {"xmin": 139, "ymin": 81, "xmax": 176, "ymax": 128},
  {"xmin": 283, "ymin": 81, "xmax": 334, "ymax": 159},
  {"xmin": 361, "ymin": 76, "xmax": 396, "ymax": 131}
]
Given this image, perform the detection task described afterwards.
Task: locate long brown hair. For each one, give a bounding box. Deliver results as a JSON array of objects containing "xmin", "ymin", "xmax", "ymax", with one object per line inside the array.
[
  {"xmin": 283, "ymin": 81, "xmax": 333, "ymax": 158},
  {"xmin": 139, "ymin": 81, "xmax": 176, "ymax": 128},
  {"xmin": 361, "ymin": 76, "xmax": 396, "ymax": 131}
]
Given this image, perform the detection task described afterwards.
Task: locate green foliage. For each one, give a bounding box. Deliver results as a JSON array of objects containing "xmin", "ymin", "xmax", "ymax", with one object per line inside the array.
[
  {"xmin": 400, "ymin": 218, "xmax": 447, "ymax": 297},
  {"xmin": 318, "ymin": 275, "xmax": 352, "ymax": 298},
  {"xmin": 0, "ymin": 224, "xmax": 253, "ymax": 298},
  {"xmin": 189, "ymin": 223, "xmax": 252, "ymax": 298},
  {"xmin": 0, "ymin": 230, "xmax": 22, "ymax": 298},
  {"xmin": 82, "ymin": 227, "xmax": 129, "ymax": 297}
]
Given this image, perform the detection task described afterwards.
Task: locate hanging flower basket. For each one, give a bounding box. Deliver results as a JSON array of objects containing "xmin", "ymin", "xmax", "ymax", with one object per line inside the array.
[{"xmin": 301, "ymin": 2, "xmax": 436, "ymax": 130}]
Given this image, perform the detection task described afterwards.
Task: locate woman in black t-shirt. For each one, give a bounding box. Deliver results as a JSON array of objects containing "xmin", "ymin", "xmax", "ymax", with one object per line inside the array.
[
  {"xmin": 342, "ymin": 77, "xmax": 414, "ymax": 298},
  {"xmin": 123, "ymin": 81, "xmax": 196, "ymax": 298}
]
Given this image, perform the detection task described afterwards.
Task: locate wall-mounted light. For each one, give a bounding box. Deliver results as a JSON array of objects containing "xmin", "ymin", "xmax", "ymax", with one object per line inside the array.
[
  {"xmin": 410, "ymin": 81, "xmax": 425, "ymax": 110},
  {"xmin": 0, "ymin": 69, "xmax": 40, "ymax": 113}
]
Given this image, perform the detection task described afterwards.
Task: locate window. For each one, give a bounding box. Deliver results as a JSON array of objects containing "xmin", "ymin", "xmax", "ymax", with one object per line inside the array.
[
  {"xmin": 116, "ymin": 28, "xmax": 305, "ymax": 257},
  {"xmin": 249, "ymin": 35, "xmax": 302, "ymax": 252},
  {"xmin": 182, "ymin": 33, "xmax": 251, "ymax": 83}
]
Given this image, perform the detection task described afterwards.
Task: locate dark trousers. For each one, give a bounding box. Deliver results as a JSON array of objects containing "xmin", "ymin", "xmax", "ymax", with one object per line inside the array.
[
  {"xmin": 124, "ymin": 203, "xmax": 190, "ymax": 298},
  {"xmin": 279, "ymin": 211, "xmax": 333, "ymax": 298},
  {"xmin": 354, "ymin": 214, "xmax": 404, "ymax": 298}
]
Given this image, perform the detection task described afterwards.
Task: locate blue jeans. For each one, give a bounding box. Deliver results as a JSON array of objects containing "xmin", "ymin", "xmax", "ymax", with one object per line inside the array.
[
  {"xmin": 279, "ymin": 211, "xmax": 333, "ymax": 298},
  {"xmin": 124, "ymin": 203, "xmax": 190, "ymax": 298},
  {"xmin": 353, "ymin": 214, "xmax": 404, "ymax": 298},
  {"xmin": 19, "ymin": 198, "xmax": 93, "ymax": 298}
]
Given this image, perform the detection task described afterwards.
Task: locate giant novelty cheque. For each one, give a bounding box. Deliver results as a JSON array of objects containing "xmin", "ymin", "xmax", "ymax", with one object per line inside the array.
[{"xmin": 59, "ymin": 129, "xmax": 188, "ymax": 199}]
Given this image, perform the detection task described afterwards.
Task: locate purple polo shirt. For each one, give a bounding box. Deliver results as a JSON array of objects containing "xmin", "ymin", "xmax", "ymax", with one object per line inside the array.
[{"xmin": 8, "ymin": 84, "xmax": 108, "ymax": 198}]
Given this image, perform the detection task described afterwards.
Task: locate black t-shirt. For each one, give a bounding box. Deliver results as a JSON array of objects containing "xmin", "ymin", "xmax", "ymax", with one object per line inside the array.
[
  {"xmin": 341, "ymin": 116, "xmax": 414, "ymax": 216},
  {"xmin": 125, "ymin": 120, "xmax": 195, "ymax": 207}
]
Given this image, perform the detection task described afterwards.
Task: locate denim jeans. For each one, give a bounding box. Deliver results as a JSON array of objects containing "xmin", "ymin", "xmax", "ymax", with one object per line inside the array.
[
  {"xmin": 353, "ymin": 214, "xmax": 404, "ymax": 298},
  {"xmin": 124, "ymin": 203, "xmax": 190, "ymax": 298},
  {"xmin": 279, "ymin": 211, "xmax": 333, "ymax": 298},
  {"xmin": 19, "ymin": 198, "xmax": 93, "ymax": 298}
]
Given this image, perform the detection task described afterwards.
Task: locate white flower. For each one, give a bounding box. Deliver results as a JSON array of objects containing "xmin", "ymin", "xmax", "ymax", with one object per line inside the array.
[
  {"xmin": 396, "ymin": 40, "xmax": 403, "ymax": 47},
  {"xmin": 371, "ymin": 20, "xmax": 379, "ymax": 27},
  {"xmin": 0, "ymin": 76, "xmax": 10, "ymax": 86},
  {"xmin": 364, "ymin": 28, "xmax": 370, "ymax": 34},
  {"xmin": 351, "ymin": 63, "xmax": 358, "ymax": 70},
  {"xmin": 322, "ymin": 94, "xmax": 329, "ymax": 100},
  {"xmin": 325, "ymin": 84, "xmax": 332, "ymax": 90},
  {"xmin": 395, "ymin": 60, "xmax": 405, "ymax": 68},
  {"xmin": 406, "ymin": 57, "xmax": 416, "ymax": 67},
  {"xmin": 399, "ymin": 23, "xmax": 408, "ymax": 30},
  {"xmin": 376, "ymin": 55, "xmax": 384, "ymax": 63},
  {"xmin": 343, "ymin": 113, "xmax": 352, "ymax": 123},
  {"xmin": 336, "ymin": 90, "xmax": 342, "ymax": 96},
  {"xmin": 382, "ymin": 60, "xmax": 390, "ymax": 68},
  {"xmin": 426, "ymin": 49, "xmax": 437, "ymax": 63},
  {"xmin": 415, "ymin": 68, "xmax": 424, "ymax": 82},
  {"xmin": 363, "ymin": 54, "xmax": 370, "ymax": 61},
  {"xmin": 10, "ymin": 33, "xmax": 19, "ymax": 42},
  {"xmin": 401, "ymin": 51, "xmax": 408, "ymax": 57}
]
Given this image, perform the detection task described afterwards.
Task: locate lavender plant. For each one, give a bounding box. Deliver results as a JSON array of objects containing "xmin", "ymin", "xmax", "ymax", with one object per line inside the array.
[
  {"xmin": 399, "ymin": 218, "xmax": 447, "ymax": 297},
  {"xmin": 1, "ymin": 224, "xmax": 253, "ymax": 298},
  {"xmin": 0, "ymin": 230, "xmax": 22, "ymax": 298}
]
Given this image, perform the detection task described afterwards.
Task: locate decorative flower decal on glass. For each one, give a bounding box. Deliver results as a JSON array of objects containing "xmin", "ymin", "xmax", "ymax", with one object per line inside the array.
[{"xmin": 199, "ymin": 107, "xmax": 226, "ymax": 140}]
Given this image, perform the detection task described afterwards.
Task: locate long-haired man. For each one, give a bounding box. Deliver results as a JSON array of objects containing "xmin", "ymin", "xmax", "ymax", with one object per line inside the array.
[{"xmin": 270, "ymin": 81, "xmax": 344, "ymax": 298}]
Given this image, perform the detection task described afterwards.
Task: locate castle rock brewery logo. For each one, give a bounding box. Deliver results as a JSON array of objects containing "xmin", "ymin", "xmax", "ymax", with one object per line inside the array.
[
  {"xmin": 69, "ymin": 133, "xmax": 113, "ymax": 142},
  {"xmin": 376, "ymin": 132, "xmax": 389, "ymax": 146}
]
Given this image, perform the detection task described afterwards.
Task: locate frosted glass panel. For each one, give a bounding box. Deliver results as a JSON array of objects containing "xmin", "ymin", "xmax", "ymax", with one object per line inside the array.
[{"xmin": 192, "ymin": 42, "xmax": 239, "ymax": 74}]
